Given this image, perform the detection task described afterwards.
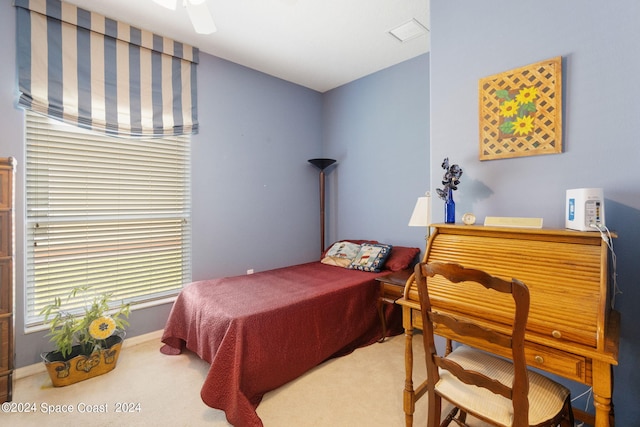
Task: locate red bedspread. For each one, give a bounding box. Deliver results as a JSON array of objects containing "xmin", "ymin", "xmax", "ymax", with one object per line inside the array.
[{"xmin": 160, "ymin": 261, "xmax": 400, "ymax": 426}]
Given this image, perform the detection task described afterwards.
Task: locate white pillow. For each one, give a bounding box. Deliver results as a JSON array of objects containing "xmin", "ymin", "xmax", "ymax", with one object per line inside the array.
[{"xmin": 321, "ymin": 241, "xmax": 362, "ymax": 268}]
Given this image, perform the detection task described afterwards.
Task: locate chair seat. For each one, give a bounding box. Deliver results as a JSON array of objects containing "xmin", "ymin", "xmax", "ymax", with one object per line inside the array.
[{"xmin": 435, "ymin": 346, "xmax": 571, "ymax": 427}]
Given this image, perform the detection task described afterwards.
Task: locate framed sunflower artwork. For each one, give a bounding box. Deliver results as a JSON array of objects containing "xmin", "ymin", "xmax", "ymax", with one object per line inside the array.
[{"xmin": 478, "ymin": 57, "xmax": 562, "ymax": 161}]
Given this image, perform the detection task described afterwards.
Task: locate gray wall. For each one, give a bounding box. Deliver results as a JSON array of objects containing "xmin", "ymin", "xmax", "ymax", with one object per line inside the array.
[
  {"xmin": 430, "ymin": 0, "xmax": 640, "ymax": 423},
  {"xmin": 323, "ymin": 54, "xmax": 431, "ymax": 249},
  {"xmin": 190, "ymin": 54, "xmax": 324, "ymax": 280}
]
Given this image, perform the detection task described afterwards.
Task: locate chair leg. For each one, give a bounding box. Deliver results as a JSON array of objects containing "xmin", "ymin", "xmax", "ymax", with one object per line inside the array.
[
  {"xmin": 560, "ymin": 397, "xmax": 574, "ymax": 427},
  {"xmin": 440, "ymin": 407, "xmax": 470, "ymax": 427},
  {"xmin": 440, "ymin": 406, "xmax": 458, "ymax": 427},
  {"xmin": 427, "ymin": 391, "xmax": 442, "ymax": 427}
]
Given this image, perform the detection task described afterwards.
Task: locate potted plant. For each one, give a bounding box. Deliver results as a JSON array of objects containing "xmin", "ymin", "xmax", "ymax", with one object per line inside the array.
[{"xmin": 40, "ymin": 285, "xmax": 131, "ymax": 387}]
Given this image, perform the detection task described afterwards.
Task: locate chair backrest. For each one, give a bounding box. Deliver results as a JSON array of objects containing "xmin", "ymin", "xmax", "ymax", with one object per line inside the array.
[{"xmin": 415, "ymin": 262, "xmax": 531, "ymax": 423}]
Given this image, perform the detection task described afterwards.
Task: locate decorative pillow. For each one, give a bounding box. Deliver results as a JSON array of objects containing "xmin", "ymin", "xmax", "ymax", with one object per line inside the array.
[
  {"xmin": 348, "ymin": 243, "xmax": 393, "ymax": 272},
  {"xmin": 385, "ymin": 246, "xmax": 420, "ymax": 271},
  {"xmin": 321, "ymin": 241, "xmax": 362, "ymax": 268},
  {"xmin": 321, "ymin": 239, "xmax": 378, "ymax": 260}
]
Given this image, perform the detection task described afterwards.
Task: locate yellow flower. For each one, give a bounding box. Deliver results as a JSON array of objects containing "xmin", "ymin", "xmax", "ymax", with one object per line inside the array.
[
  {"xmin": 512, "ymin": 115, "xmax": 535, "ymax": 136},
  {"xmin": 89, "ymin": 316, "xmax": 116, "ymax": 340},
  {"xmin": 499, "ymin": 99, "xmax": 519, "ymax": 118},
  {"xmin": 516, "ymin": 86, "xmax": 538, "ymax": 105}
]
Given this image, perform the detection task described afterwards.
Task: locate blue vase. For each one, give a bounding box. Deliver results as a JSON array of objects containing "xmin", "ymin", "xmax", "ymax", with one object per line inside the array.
[{"xmin": 445, "ymin": 189, "xmax": 455, "ymax": 223}]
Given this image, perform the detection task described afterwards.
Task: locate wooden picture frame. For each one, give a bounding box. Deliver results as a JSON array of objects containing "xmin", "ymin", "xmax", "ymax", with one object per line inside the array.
[{"xmin": 479, "ymin": 57, "xmax": 562, "ymax": 161}]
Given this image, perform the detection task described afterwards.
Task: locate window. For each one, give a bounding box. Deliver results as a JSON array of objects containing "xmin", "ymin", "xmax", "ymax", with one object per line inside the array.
[{"xmin": 25, "ymin": 111, "xmax": 191, "ymax": 328}]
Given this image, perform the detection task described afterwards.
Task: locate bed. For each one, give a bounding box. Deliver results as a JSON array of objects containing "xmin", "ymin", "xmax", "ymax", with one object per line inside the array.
[{"xmin": 160, "ymin": 242, "xmax": 418, "ymax": 426}]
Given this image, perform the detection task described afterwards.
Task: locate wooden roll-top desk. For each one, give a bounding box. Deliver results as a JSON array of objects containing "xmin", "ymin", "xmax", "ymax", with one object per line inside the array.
[{"xmin": 397, "ymin": 224, "xmax": 620, "ymax": 427}]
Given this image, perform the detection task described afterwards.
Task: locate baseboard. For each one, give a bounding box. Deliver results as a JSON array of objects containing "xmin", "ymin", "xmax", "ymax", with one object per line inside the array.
[{"xmin": 14, "ymin": 329, "xmax": 164, "ymax": 380}]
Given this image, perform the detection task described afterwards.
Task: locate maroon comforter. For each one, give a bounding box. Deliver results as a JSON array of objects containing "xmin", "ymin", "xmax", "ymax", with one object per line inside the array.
[{"xmin": 160, "ymin": 262, "xmax": 400, "ymax": 426}]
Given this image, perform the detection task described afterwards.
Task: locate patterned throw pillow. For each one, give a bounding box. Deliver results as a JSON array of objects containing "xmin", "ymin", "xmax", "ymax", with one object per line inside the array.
[
  {"xmin": 348, "ymin": 243, "xmax": 393, "ymax": 272},
  {"xmin": 321, "ymin": 241, "xmax": 362, "ymax": 267}
]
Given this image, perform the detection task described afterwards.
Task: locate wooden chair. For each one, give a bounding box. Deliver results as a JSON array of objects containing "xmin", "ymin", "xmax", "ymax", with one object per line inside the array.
[{"xmin": 415, "ymin": 262, "xmax": 574, "ymax": 427}]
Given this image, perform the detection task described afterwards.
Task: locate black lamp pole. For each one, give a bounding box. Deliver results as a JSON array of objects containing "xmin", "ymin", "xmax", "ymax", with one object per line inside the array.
[{"xmin": 308, "ymin": 158, "xmax": 337, "ymax": 254}]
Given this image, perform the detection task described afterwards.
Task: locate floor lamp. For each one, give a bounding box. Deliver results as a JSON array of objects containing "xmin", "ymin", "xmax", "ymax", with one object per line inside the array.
[{"xmin": 308, "ymin": 158, "xmax": 337, "ymax": 255}]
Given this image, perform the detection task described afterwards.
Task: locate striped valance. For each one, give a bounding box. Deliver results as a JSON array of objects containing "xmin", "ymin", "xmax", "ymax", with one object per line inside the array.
[{"xmin": 15, "ymin": 0, "xmax": 199, "ymax": 137}]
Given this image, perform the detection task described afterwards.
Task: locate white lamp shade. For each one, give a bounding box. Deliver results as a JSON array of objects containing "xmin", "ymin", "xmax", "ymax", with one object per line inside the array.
[{"xmin": 408, "ymin": 193, "xmax": 431, "ymax": 227}]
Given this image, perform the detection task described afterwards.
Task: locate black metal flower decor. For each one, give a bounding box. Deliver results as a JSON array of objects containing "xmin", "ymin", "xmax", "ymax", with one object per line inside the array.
[
  {"xmin": 436, "ymin": 158, "xmax": 463, "ymax": 201},
  {"xmin": 435, "ymin": 158, "xmax": 463, "ymax": 223}
]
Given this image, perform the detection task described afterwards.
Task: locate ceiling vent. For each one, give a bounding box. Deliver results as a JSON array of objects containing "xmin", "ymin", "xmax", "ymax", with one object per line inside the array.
[{"xmin": 389, "ymin": 19, "xmax": 429, "ymax": 43}]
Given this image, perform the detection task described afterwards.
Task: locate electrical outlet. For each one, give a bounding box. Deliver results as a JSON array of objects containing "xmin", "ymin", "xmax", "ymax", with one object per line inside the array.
[{"xmin": 247, "ymin": 269, "xmax": 254, "ymax": 275}]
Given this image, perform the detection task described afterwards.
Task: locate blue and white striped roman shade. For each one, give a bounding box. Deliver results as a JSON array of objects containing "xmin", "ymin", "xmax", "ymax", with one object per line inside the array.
[{"xmin": 15, "ymin": 0, "xmax": 199, "ymax": 137}]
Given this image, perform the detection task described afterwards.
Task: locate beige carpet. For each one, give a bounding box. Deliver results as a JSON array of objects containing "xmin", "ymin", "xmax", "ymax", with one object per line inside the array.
[{"xmin": 7, "ymin": 333, "xmax": 484, "ymax": 426}]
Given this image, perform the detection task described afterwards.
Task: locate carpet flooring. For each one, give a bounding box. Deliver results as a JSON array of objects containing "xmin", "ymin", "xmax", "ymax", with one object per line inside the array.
[{"xmin": 7, "ymin": 332, "xmax": 486, "ymax": 426}]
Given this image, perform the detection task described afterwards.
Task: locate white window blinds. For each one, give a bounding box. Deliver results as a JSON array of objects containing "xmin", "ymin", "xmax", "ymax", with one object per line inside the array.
[{"xmin": 25, "ymin": 111, "xmax": 191, "ymax": 327}]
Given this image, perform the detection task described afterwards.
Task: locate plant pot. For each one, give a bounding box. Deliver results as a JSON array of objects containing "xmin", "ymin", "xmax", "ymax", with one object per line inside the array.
[{"xmin": 41, "ymin": 331, "xmax": 125, "ymax": 387}]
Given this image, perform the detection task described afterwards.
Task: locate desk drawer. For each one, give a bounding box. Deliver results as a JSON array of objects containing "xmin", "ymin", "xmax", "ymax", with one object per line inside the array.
[
  {"xmin": 381, "ymin": 283, "xmax": 404, "ymax": 301},
  {"xmin": 411, "ymin": 309, "xmax": 587, "ymax": 383},
  {"xmin": 525, "ymin": 343, "xmax": 586, "ymax": 383},
  {"xmin": 412, "ymin": 309, "xmax": 424, "ymax": 329}
]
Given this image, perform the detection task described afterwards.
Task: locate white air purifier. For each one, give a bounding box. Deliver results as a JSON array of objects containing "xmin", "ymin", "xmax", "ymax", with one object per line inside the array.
[{"xmin": 565, "ymin": 188, "xmax": 605, "ymax": 231}]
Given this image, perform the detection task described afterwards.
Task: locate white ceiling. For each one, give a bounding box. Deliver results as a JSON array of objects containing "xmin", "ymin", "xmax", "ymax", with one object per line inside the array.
[{"xmin": 64, "ymin": 0, "xmax": 430, "ymax": 93}]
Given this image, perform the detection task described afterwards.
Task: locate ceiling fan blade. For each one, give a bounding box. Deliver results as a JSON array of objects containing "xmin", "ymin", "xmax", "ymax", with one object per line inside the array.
[
  {"xmin": 152, "ymin": 0, "xmax": 178, "ymax": 10},
  {"xmin": 186, "ymin": 2, "xmax": 217, "ymax": 34}
]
